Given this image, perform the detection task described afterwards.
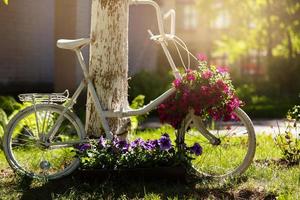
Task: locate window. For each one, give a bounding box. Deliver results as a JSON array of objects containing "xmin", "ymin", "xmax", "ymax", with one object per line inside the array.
[
  {"xmin": 182, "ymin": 4, "xmax": 198, "ymax": 30},
  {"xmin": 212, "ymin": 11, "xmax": 230, "ymax": 29}
]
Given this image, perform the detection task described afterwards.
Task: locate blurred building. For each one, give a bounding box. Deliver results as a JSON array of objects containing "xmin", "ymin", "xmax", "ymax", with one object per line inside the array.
[
  {"xmin": 0, "ymin": 1, "xmax": 55, "ymax": 94},
  {"xmin": 0, "ymin": 0, "xmax": 264, "ymax": 94},
  {"xmin": 0, "ymin": 0, "xmax": 159, "ymax": 94}
]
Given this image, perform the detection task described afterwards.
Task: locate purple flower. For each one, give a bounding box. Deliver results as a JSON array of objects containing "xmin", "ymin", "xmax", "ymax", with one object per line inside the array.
[
  {"xmin": 158, "ymin": 135, "xmax": 172, "ymax": 150},
  {"xmin": 190, "ymin": 143, "xmax": 202, "ymax": 156},
  {"xmin": 141, "ymin": 140, "xmax": 157, "ymax": 150},
  {"xmin": 78, "ymin": 143, "xmax": 91, "ymax": 152},
  {"xmin": 98, "ymin": 136, "xmax": 107, "ymax": 148},
  {"xmin": 130, "ymin": 138, "xmax": 143, "ymax": 149},
  {"xmin": 114, "ymin": 139, "xmax": 129, "ymax": 152},
  {"xmin": 149, "ymin": 140, "xmax": 159, "ymax": 148}
]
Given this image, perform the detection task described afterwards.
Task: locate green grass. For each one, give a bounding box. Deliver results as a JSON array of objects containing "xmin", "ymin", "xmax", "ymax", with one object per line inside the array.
[{"xmin": 0, "ymin": 127, "xmax": 299, "ymax": 199}]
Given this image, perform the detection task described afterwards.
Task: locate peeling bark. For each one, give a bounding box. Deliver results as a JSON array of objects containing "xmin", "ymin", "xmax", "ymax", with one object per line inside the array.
[{"xmin": 86, "ymin": 0, "xmax": 129, "ymax": 137}]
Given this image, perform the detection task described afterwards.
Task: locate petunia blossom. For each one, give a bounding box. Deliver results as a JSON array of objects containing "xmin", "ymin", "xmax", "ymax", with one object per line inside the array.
[
  {"xmin": 173, "ymin": 78, "xmax": 181, "ymax": 88},
  {"xmin": 190, "ymin": 143, "xmax": 203, "ymax": 156},
  {"xmin": 197, "ymin": 53, "xmax": 208, "ymax": 62},
  {"xmin": 114, "ymin": 139, "xmax": 129, "ymax": 152},
  {"xmin": 78, "ymin": 143, "xmax": 91, "ymax": 152},
  {"xmin": 98, "ymin": 136, "xmax": 107, "ymax": 148},
  {"xmin": 202, "ymin": 70, "xmax": 213, "ymax": 79},
  {"xmin": 158, "ymin": 135, "xmax": 172, "ymax": 150},
  {"xmin": 217, "ymin": 66, "xmax": 229, "ymax": 74}
]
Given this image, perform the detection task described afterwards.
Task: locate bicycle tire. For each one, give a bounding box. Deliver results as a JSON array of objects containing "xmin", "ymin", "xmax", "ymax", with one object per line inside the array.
[
  {"xmin": 178, "ymin": 107, "xmax": 256, "ymax": 178},
  {"xmin": 3, "ymin": 104, "xmax": 85, "ymax": 180}
]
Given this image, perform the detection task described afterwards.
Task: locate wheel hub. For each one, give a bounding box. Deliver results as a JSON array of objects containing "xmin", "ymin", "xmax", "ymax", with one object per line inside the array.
[{"xmin": 40, "ymin": 160, "xmax": 51, "ymax": 170}]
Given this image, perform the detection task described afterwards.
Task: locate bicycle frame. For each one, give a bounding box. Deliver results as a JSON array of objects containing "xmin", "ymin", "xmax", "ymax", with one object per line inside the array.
[
  {"xmin": 64, "ymin": 49, "xmax": 176, "ymax": 139},
  {"xmin": 46, "ymin": 0, "xmax": 178, "ymax": 140},
  {"xmin": 4, "ymin": 0, "xmax": 256, "ymax": 180},
  {"xmin": 47, "ymin": 0, "xmax": 219, "ymax": 145}
]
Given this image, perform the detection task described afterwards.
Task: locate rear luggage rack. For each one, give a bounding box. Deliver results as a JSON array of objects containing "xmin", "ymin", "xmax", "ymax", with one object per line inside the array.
[{"xmin": 18, "ymin": 90, "xmax": 69, "ymax": 103}]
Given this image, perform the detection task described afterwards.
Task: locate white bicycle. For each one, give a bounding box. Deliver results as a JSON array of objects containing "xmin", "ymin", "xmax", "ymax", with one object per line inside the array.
[{"xmin": 3, "ymin": 0, "xmax": 256, "ymax": 180}]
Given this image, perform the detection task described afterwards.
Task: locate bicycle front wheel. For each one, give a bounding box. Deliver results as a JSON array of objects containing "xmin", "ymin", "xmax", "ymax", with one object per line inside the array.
[
  {"xmin": 178, "ymin": 107, "xmax": 256, "ymax": 178},
  {"xmin": 3, "ymin": 104, "xmax": 85, "ymax": 180}
]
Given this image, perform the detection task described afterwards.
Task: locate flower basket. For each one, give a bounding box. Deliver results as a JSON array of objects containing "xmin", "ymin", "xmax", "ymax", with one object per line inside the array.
[{"xmin": 158, "ymin": 61, "xmax": 242, "ymax": 129}]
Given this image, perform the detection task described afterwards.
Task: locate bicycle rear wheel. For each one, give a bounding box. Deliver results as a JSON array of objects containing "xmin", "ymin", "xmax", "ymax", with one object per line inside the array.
[
  {"xmin": 178, "ymin": 107, "xmax": 256, "ymax": 178},
  {"xmin": 3, "ymin": 104, "xmax": 85, "ymax": 180}
]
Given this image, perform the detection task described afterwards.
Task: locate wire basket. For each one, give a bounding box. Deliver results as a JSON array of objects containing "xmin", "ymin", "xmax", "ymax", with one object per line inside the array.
[{"xmin": 18, "ymin": 90, "xmax": 69, "ymax": 103}]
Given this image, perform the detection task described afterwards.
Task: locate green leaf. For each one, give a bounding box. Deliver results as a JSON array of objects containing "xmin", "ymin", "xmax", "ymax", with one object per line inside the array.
[{"xmin": 0, "ymin": 108, "xmax": 8, "ymax": 128}]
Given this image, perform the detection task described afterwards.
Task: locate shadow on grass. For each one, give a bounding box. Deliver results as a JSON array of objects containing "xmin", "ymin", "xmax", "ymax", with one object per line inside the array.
[
  {"xmin": 19, "ymin": 174, "xmax": 189, "ymax": 200},
  {"xmin": 17, "ymin": 171, "xmax": 277, "ymax": 200}
]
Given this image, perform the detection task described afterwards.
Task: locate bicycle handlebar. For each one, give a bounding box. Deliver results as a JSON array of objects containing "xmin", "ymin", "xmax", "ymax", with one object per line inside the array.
[
  {"xmin": 163, "ymin": 9, "xmax": 176, "ymax": 36},
  {"xmin": 131, "ymin": 0, "xmax": 175, "ymax": 37}
]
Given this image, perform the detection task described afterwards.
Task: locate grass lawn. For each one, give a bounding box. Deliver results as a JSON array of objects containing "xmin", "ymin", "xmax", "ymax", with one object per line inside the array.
[{"xmin": 0, "ymin": 127, "xmax": 299, "ymax": 200}]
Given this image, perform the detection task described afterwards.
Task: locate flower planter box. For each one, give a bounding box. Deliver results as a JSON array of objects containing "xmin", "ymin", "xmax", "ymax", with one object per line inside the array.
[{"xmin": 74, "ymin": 166, "xmax": 187, "ymax": 181}]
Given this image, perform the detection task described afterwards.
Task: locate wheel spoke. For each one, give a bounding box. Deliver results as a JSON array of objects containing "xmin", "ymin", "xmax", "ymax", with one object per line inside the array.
[
  {"xmin": 179, "ymin": 108, "xmax": 255, "ymax": 178},
  {"xmin": 4, "ymin": 105, "xmax": 82, "ymax": 180}
]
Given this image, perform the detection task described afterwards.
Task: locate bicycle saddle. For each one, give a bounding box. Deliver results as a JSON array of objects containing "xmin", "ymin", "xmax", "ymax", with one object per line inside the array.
[{"xmin": 57, "ymin": 38, "xmax": 90, "ymax": 50}]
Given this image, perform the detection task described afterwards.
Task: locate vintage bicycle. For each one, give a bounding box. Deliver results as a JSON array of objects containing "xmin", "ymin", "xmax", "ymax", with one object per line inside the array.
[{"xmin": 2, "ymin": 0, "xmax": 256, "ymax": 180}]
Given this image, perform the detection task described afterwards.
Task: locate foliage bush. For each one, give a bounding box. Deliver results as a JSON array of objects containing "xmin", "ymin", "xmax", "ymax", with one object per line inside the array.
[
  {"xmin": 235, "ymin": 83, "xmax": 296, "ymax": 118},
  {"xmin": 0, "ymin": 96, "xmax": 22, "ymax": 148},
  {"xmin": 129, "ymin": 70, "xmax": 173, "ymax": 104},
  {"xmin": 0, "ymin": 96, "xmax": 22, "ymax": 116},
  {"xmin": 274, "ymin": 105, "xmax": 300, "ymax": 164},
  {"xmin": 0, "ymin": 108, "xmax": 8, "ymax": 149},
  {"xmin": 268, "ymin": 57, "xmax": 300, "ymax": 98},
  {"xmin": 0, "ymin": 96, "xmax": 27, "ymax": 149},
  {"xmin": 130, "ymin": 95, "xmax": 148, "ymax": 133},
  {"xmin": 287, "ymin": 105, "xmax": 300, "ymax": 121}
]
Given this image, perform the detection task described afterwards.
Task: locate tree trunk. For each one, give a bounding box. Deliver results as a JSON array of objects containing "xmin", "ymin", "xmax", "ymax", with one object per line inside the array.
[
  {"xmin": 287, "ymin": 29, "xmax": 293, "ymax": 59},
  {"xmin": 86, "ymin": 0, "xmax": 129, "ymax": 137},
  {"xmin": 266, "ymin": 0, "xmax": 273, "ymax": 65}
]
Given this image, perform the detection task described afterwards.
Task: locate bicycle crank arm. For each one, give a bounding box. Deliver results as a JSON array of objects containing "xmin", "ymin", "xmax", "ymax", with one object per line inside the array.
[{"xmin": 48, "ymin": 139, "xmax": 89, "ymax": 150}]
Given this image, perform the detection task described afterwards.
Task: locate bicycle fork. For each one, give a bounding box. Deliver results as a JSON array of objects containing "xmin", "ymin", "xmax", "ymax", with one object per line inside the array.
[{"xmin": 191, "ymin": 114, "xmax": 221, "ymax": 146}]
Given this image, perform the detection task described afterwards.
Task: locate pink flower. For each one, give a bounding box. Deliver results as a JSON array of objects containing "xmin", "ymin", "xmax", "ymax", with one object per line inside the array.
[
  {"xmin": 200, "ymin": 86, "xmax": 210, "ymax": 96},
  {"xmin": 217, "ymin": 66, "xmax": 229, "ymax": 74},
  {"xmin": 197, "ymin": 53, "xmax": 208, "ymax": 62},
  {"xmin": 202, "ymin": 70, "xmax": 213, "ymax": 79},
  {"xmin": 216, "ymin": 79, "xmax": 229, "ymax": 92},
  {"xmin": 226, "ymin": 96, "xmax": 241, "ymax": 112},
  {"xmin": 208, "ymin": 109, "xmax": 222, "ymax": 121},
  {"xmin": 158, "ymin": 62, "xmax": 242, "ymax": 129},
  {"xmin": 173, "ymin": 78, "xmax": 181, "ymax": 88},
  {"xmin": 187, "ymin": 73, "xmax": 196, "ymax": 81},
  {"xmin": 159, "ymin": 104, "xmax": 166, "ymax": 109},
  {"xmin": 186, "ymin": 69, "xmax": 193, "ymax": 73}
]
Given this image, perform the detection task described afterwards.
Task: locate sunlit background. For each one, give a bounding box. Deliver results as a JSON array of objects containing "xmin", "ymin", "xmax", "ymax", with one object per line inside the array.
[{"xmin": 0, "ymin": 0, "xmax": 299, "ymax": 118}]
